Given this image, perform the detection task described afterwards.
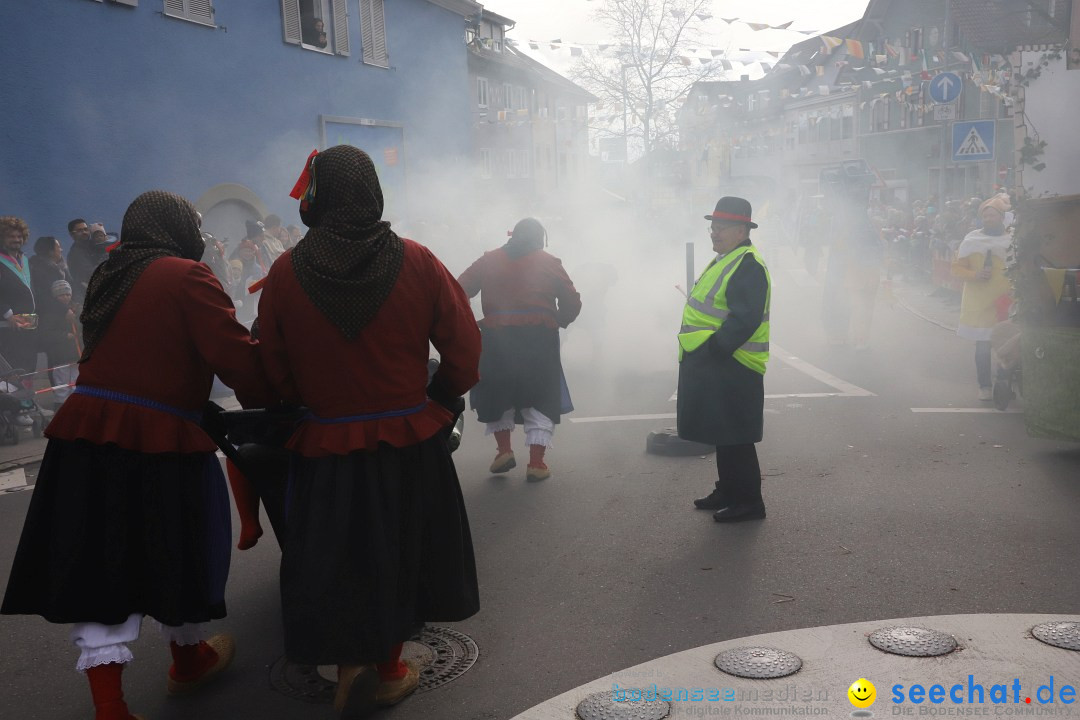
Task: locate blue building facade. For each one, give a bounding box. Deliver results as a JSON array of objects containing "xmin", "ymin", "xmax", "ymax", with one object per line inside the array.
[{"xmin": 1, "ymin": 0, "xmax": 480, "ymax": 246}]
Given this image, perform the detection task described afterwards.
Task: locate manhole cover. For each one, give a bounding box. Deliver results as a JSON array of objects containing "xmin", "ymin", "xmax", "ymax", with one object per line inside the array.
[
  {"xmin": 1031, "ymin": 622, "xmax": 1080, "ymax": 651},
  {"xmin": 270, "ymin": 626, "xmax": 478, "ymax": 703},
  {"xmin": 714, "ymin": 646, "xmax": 802, "ymax": 679},
  {"xmin": 869, "ymin": 627, "xmax": 957, "ymax": 657},
  {"xmin": 576, "ymin": 690, "xmax": 670, "ymax": 720}
]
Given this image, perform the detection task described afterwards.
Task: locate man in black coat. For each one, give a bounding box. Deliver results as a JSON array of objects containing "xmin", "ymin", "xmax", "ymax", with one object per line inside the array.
[
  {"xmin": 66, "ymin": 218, "xmax": 108, "ymax": 307},
  {"xmin": 678, "ymin": 197, "xmax": 771, "ymax": 522}
]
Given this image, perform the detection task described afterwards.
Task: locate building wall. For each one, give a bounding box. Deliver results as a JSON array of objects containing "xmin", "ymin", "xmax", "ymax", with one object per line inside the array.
[{"xmin": 0, "ymin": 0, "xmax": 473, "ymax": 242}]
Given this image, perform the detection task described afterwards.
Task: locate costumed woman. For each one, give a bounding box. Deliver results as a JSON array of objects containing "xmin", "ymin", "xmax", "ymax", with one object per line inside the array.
[
  {"xmin": 256, "ymin": 145, "xmax": 481, "ymax": 718},
  {"xmin": 457, "ymin": 217, "xmax": 582, "ymax": 480},
  {"xmin": 1, "ymin": 191, "xmax": 273, "ymax": 720},
  {"xmin": 951, "ymin": 194, "xmax": 1014, "ymax": 401}
]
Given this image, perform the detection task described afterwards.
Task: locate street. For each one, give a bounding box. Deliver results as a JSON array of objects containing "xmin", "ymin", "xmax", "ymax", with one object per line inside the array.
[{"xmin": 1, "ymin": 247, "xmax": 1078, "ymax": 720}]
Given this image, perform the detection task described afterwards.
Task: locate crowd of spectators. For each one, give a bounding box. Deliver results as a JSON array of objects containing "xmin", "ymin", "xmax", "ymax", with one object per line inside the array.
[{"xmin": 0, "ymin": 209, "xmax": 300, "ymax": 417}]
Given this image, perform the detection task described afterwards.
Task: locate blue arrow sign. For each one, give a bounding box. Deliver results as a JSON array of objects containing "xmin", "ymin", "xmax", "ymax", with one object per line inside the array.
[
  {"xmin": 952, "ymin": 120, "xmax": 995, "ymax": 163},
  {"xmin": 929, "ymin": 72, "xmax": 963, "ymax": 103}
]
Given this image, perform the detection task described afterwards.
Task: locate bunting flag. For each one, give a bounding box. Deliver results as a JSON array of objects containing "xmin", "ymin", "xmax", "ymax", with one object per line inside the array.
[
  {"xmin": 816, "ymin": 65, "xmax": 825, "ymax": 76},
  {"xmin": 772, "ymin": 21, "xmax": 794, "ymax": 30},
  {"xmin": 747, "ymin": 23, "xmax": 770, "ymax": 31},
  {"xmin": 718, "ymin": 59, "xmax": 733, "ymax": 71},
  {"xmin": 680, "ymin": 56, "xmax": 692, "ymax": 66},
  {"xmin": 759, "ymin": 61, "xmax": 774, "ymax": 71},
  {"xmin": 571, "ymin": 47, "xmax": 582, "ymax": 56},
  {"xmin": 599, "ymin": 44, "xmax": 611, "ymax": 51},
  {"xmin": 695, "ymin": 13, "xmax": 712, "ymax": 21},
  {"xmin": 821, "ymin": 36, "xmax": 844, "ymax": 52},
  {"xmin": 721, "ymin": 18, "xmax": 738, "ymax": 24},
  {"xmin": 885, "ymin": 42, "xmax": 900, "ymax": 58},
  {"xmin": 844, "ymin": 39, "xmax": 864, "ymax": 59},
  {"xmin": 699, "ymin": 57, "xmax": 710, "ymax": 65},
  {"xmin": 711, "ymin": 49, "xmax": 724, "ymax": 56},
  {"xmin": 550, "ymin": 43, "xmax": 560, "ymax": 50},
  {"xmin": 952, "ymin": 51, "xmax": 970, "ymax": 63},
  {"xmin": 767, "ymin": 51, "xmax": 780, "ymax": 58},
  {"xmin": 529, "ymin": 42, "xmax": 539, "ymax": 50}
]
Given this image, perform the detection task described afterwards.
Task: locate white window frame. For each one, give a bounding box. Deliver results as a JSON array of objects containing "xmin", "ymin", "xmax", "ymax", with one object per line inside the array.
[
  {"xmin": 282, "ymin": 0, "xmax": 349, "ymax": 56},
  {"xmin": 163, "ymin": 0, "xmax": 215, "ymax": 27},
  {"xmin": 359, "ymin": 0, "xmax": 389, "ymax": 68},
  {"xmin": 503, "ymin": 83, "xmax": 513, "ymax": 110},
  {"xmin": 477, "ymin": 77, "xmax": 489, "ymax": 108}
]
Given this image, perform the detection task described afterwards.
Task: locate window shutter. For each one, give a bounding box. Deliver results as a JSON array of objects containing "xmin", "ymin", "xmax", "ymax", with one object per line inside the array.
[
  {"xmin": 332, "ymin": 0, "xmax": 349, "ymax": 56},
  {"xmin": 361, "ymin": 0, "xmax": 375, "ymax": 63},
  {"xmin": 361, "ymin": 0, "xmax": 388, "ymax": 67},
  {"xmin": 281, "ymin": 0, "xmax": 301, "ymax": 44},
  {"xmin": 187, "ymin": 0, "xmax": 213, "ymax": 25},
  {"xmin": 164, "ymin": 0, "xmax": 213, "ymax": 26},
  {"xmin": 371, "ymin": 0, "xmax": 387, "ymax": 66}
]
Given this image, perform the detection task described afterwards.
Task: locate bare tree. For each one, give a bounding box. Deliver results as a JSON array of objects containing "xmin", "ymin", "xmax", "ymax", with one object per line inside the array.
[{"xmin": 572, "ymin": 0, "xmax": 726, "ymax": 160}]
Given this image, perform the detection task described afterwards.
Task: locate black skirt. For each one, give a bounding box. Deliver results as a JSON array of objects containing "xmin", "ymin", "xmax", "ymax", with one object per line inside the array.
[
  {"xmin": 280, "ymin": 434, "xmax": 479, "ymax": 665},
  {"xmin": 470, "ymin": 324, "xmax": 563, "ymax": 424},
  {"xmin": 1, "ymin": 439, "xmax": 231, "ymax": 626}
]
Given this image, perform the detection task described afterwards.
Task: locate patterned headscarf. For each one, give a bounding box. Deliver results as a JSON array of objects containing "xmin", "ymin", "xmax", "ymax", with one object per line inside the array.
[
  {"xmin": 80, "ymin": 190, "xmax": 205, "ymax": 360},
  {"xmin": 290, "ymin": 145, "xmax": 404, "ymax": 338}
]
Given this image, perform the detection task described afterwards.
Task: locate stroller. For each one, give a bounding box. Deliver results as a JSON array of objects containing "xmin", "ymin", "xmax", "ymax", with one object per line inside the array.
[{"xmin": 0, "ymin": 353, "xmax": 49, "ymax": 444}]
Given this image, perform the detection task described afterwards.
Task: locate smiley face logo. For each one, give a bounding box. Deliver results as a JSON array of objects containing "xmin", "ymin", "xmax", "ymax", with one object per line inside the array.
[{"xmin": 848, "ymin": 678, "xmax": 876, "ymax": 708}]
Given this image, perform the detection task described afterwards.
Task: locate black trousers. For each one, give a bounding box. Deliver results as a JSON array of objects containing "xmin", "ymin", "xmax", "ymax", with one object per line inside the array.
[{"xmin": 713, "ymin": 443, "xmax": 763, "ymax": 505}]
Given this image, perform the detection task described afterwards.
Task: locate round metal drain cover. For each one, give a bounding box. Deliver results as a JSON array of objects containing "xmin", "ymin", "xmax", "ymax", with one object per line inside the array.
[
  {"xmin": 869, "ymin": 627, "xmax": 957, "ymax": 657},
  {"xmin": 1031, "ymin": 622, "xmax": 1080, "ymax": 651},
  {"xmin": 270, "ymin": 625, "xmax": 478, "ymax": 703},
  {"xmin": 576, "ymin": 690, "xmax": 670, "ymax": 720},
  {"xmin": 714, "ymin": 646, "xmax": 802, "ymax": 679}
]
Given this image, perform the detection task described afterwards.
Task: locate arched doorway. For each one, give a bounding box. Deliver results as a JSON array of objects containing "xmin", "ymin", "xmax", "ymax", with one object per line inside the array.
[{"xmin": 195, "ymin": 184, "xmax": 268, "ymax": 251}]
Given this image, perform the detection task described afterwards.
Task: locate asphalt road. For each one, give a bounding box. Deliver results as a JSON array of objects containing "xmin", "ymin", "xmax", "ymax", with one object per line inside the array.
[{"xmin": 1, "ymin": 249, "xmax": 1078, "ymax": 720}]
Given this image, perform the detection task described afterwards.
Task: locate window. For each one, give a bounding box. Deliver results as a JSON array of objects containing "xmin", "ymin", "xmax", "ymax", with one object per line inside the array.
[
  {"xmin": 504, "ymin": 83, "xmax": 513, "ymax": 110},
  {"xmin": 477, "ymin": 77, "xmax": 489, "ymax": 108},
  {"xmin": 281, "ymin": 0, "xmax": 350, "ymax": 55},
  {"xmin": 480, "ymin": 149, "xmax": 492, "ymax": 179},
  {"xmin": 163, "ymin": 0, "xmax": 214, "ymax": 26},
  {"xmin": 359, "ymin": 0, "xmax": 388, "ymax": 67}
]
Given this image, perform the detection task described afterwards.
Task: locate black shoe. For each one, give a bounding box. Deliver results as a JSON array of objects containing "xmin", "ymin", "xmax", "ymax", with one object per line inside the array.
[
  {"xmin": 694, "ymin": 490, "xmax": 731, "ymax": 510},
  {"xmin": 713, "ymin": 502, "xmax": 766, "ymax": 523}
]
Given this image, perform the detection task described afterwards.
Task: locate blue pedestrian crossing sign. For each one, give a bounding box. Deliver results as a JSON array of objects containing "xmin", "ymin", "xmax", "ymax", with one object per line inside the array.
[
  {"xmin": 952, "ymin": 120, "xmax": 995, "ymax": 163},
  {"xmin": 929, "ymin": 72, "xmax": 963, "ymax": 103}
]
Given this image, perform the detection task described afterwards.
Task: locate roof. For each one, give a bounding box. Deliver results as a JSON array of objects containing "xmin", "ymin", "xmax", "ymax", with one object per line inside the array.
[
  {"xmin": 950, "ymin": 0, "xmax": 1070, "ymax": 51},
  {"xmin": 468, "ymin": 43, "xmax": 596, "ymax": 101},
  {"xmin": 424, "ymin": 0, "xmax": 482, "ymax": 18}
]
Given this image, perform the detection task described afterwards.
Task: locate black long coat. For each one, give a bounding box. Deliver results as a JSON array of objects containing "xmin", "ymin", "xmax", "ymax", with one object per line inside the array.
[{"xmin": 676, "ymin": 244, "xmax": 769, "ymax": 446}]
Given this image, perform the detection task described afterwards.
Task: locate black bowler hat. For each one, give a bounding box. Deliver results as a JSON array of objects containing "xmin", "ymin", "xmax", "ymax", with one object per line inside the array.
[{"xmin": 704, "ymin": 196, "xmax": 758, "ymax": 228}]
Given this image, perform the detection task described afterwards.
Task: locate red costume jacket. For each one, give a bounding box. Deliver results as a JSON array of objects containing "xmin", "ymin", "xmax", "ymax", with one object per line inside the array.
[
  {"xmin": 257, "ymin": 239, "xmax": 480, "ymax": 456},
  {"xmin": 457, "ymin": 247, "xmax": 582, "ymax": 329},
  {"xmin": 46, "ymin": 258, "xmax": 271, "ymax": 453}
]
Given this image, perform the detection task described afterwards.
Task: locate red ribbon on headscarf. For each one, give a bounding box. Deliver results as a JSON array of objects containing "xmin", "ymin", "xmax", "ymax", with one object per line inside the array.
[{"xmin": 289, "ymin": 149, "xmax": 319, "ymax": 210}]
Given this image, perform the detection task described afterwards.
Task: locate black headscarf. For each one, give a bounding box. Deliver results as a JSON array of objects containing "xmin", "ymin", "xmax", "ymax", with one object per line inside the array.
[
  {"xmin": 290, "ymin": 145, "xmax": 405, "ymax": 338},
  {"xmin": 80, "ymin": 190, "xmax": 204, "ymax": 360},
  {"xmin": 504, "ymin": 217, "xmax": 546, "ymax": 259}
]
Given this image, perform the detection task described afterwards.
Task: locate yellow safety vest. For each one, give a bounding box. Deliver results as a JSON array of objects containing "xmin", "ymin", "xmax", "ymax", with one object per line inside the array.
[{"xmin": 678, "ymin": 245, "xmax": 771, "ymax": 374}]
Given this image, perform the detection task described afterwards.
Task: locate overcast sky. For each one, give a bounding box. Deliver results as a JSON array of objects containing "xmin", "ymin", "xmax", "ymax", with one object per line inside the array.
[{"xmin": 488, "ymin": 0, "xmax": 872, "ymax": 77}]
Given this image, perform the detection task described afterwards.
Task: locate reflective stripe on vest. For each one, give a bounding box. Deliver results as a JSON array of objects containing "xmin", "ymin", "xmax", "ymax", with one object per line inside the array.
[{"xmin": 678, "ymin": 245, "xmax": 771, "ymax": 374}]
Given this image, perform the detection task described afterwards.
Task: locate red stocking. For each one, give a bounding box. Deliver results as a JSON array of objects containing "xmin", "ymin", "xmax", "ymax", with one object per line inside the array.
[{"xmin": 226, "ymin": 459, "xmax": 263, "ymax": 550}]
